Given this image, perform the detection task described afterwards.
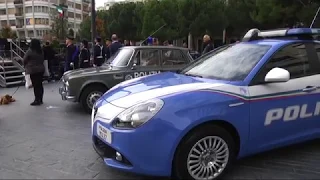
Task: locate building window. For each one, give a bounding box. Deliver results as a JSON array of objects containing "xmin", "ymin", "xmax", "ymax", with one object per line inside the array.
[
  {"xmin": 0, "ymin": 9, "xmax": 6, "ymax": 15},
  {"xmin": 68, "ymin": 12, "xmax": 74, "ymax": 18},
  {"xmin": 75, "ymin": 3, "xmax": 81, "ymax": 10},
  {"xmin": 68, "ymin": 2, "xmax": 73, "ymax": 8},
  {"xmin": 9, "ymin": 20, "xmax": 15, "ymax": 26},
  {"xmin": 26, "ymin": 7, "xmax": 32, "ymax": 13},
  {"xmin": 1, "ymin": 20, "xmax": 7, "ymax": 27},
  {"xmin": 76, "ymin": 13, "xmax": 81, "ymax": 20},
  {"xmin": 28, "ymin": 30, "xmax": 34, "ymax": 37},
  {"xmin": 7, "ymin": 8, "xmax": 15, "ymax": 14}
]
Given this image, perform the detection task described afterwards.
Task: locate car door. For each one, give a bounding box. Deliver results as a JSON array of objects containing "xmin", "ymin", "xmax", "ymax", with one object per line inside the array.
[
  {"xmin": 160, "ymin": 49, "xmax": 191, "ymax": 72},
  {"xmin": 247, "ymin": 42, "xmax": 320, "ymax": 154},
  {"xmin": 123, "ymin": 49, "xmax": 162, "ymax": 80}
]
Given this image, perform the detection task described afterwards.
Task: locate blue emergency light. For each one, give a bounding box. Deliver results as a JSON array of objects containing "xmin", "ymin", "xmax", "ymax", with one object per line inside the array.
[{"xmin": 242, "ymin": 28, "xmax": 320, "ymax": 42}]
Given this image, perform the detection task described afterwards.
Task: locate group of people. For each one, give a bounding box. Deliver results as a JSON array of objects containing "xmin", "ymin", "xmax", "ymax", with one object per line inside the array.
[
  {"xmin": 64, "ymin": 34, "xmax": 124, "ymax": 72},
  {"xmin": 22, "ymin": 34, "xmax": 124, "ymax": 106},
  {"xmin": 22, "ymin": 33, "xmax": 214, "ymax": 106}
]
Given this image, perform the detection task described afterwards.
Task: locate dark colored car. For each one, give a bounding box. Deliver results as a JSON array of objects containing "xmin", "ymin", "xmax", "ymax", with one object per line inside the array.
[{"xmin": 59, "ymin": 46, "xmax": 194, "ymax": 113}]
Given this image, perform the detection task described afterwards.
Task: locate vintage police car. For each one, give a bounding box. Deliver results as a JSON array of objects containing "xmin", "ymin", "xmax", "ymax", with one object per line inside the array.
[
  {"xmin": 91, "ymin": 28, "xmax": 320, "ymax": 179},
  {"xmin": 59, "ymin": 46, "xmax": 193, "ymax": 113}
]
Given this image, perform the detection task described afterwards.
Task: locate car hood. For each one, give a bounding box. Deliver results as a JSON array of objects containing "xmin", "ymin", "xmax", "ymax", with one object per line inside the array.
[
  {"xmin": 63, "ymin": 65, "xmax": 112, "ymax": 79},
  {"xmin": 97, "ymin": 72, "xmax": 229, "ymax": 108}
]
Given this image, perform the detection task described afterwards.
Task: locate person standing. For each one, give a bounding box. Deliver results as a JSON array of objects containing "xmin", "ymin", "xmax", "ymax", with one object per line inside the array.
[
  {"xmin": 64, "ymin": 36, "xmax": 77, "ymax": 72},
  {"xmin": 79, "ymin": 39, "xmax": 90, "ymax": 68},
  {"xmin": 93, "ymin": 37, "xmax": 105, "ymax": 67},
  {"xmin": 23, "ymin": 39, "xmax": 45, "ymax": 106},
  {"xmin": 105, "ymin": 38, "xmax": 111, "ymax": 60},
  {"xmin": 43, "ymin": 41, "xmax": 56, "ymax": 81},
  {"xmin": 202, "ymin": 34, "xmax": 214, "ymax": 55},
  {"xmin": 109, "ymin": 34, "xmax": 122, "ymax": 57},
  {"xmin": 124, "ymin": 40, "xmax": 130, "ymax": 46}
]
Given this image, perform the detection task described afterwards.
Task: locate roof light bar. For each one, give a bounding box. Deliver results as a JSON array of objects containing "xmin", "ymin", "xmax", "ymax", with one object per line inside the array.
[{"xmin": 242, "ymin": 28, "xmax": 320, "ymax": 42}]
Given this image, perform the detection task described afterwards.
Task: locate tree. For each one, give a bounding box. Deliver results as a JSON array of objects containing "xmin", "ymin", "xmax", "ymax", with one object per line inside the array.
[
  {"xmin": 142, "ymin": 0, "xmax": 181, "ymax": 41},
  {"xmin": 96, "ymin": 17, "xmax": 106, "ymax": 39},
  {"xmin": 0, "ymin": 25, "xmax": 16, "ymax": 38},
  {"xmin": 225, "ymin": 0, "xmax": 255, "ymax": 37},
  {"xmin": 50, "ymin": 9, "xmax": 68, "ymax": 40},
  {"xmin": 68, "ymin": 28, "xmax": 74, "ymax": 37},
  {"xmin": 79, "ymin": 17, "xmax": 91, "ymax": 40}
]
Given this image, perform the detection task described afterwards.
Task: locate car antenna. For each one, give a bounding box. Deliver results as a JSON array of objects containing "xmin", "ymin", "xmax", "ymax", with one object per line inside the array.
[
  {"xmin": 140, "ymin": 24, "xmax": 166, "ymax": 46},
  {"xmin": 310, "ymin": 6, "xmax": 320, "ymax": 28}
]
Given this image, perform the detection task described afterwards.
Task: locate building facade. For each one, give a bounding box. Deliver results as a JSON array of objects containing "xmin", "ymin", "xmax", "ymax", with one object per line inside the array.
[{"xmin": 0, "ymin": 0, "xmax": 90, "ymax": 39}]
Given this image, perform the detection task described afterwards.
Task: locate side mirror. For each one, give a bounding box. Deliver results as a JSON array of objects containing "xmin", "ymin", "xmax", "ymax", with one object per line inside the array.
[
  {"xmin": 131, "ymin": 63, "xmax": 136, "ymax": 70},
  {"xmin": 265, "ymin": 67, "xmax": 290, "ymax": 83}
]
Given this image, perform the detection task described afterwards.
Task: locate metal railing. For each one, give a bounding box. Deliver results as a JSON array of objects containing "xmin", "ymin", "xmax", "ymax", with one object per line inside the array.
[
  {"xmin": 0, "ymin": 56, "xmax": 6, "ymax": 87},
  {"xmin": 9, "ymin": 40, "xmax": 25, "ymax": 70}
]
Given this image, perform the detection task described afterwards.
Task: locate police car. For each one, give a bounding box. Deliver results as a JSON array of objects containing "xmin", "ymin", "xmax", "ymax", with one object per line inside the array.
[
  {"xmin": 59, "ymin": 46, "xmax": 193, "ymax": 113},
  {"xmin": 91, "ymin": 28, "xmax": 320, "ymax": 180}
]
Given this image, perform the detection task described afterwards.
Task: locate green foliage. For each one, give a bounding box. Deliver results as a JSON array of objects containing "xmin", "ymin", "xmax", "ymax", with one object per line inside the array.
[
  {"xmin": 50, "ymin": 10, "xmax": 68, "ymax": 40},
  {"xmin": 79, "ymin": 0, "xmax": 320, "ymax": 41},
  {"xmin": 79, "ymin": 17, "xmax": 91, "ymax": 40},
  {"xmin": 68, "ymin": 28, "xmax": 74, "ymax": 37},
  {"xmin": 0, "ymin": 25, "xmax": 16, "ymax": 39}
]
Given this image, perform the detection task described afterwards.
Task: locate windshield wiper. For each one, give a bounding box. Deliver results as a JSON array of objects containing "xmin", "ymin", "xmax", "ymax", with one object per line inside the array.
[{"xmin": 184, "ymin": 73, "xmax": 203, "ymax": 78}]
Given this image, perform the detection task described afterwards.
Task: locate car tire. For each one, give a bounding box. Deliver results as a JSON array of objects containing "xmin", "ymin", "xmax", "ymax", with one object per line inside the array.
[
  {"xmin": 80, "ymin": 85, "xmax": 107, "ymax": 114},
  {"xmin": 173, "ymin": 124, "xmax": 236, "ymax": 180}
]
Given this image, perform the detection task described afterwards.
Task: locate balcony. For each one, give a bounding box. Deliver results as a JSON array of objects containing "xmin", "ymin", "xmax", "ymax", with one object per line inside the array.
[
  {"xmin": 13, "ymin": 0, "xmax": 23, "ymax": 5},
  {"xmin": 16, "ymin": 24, "xmax": 24, "ymax": 28},
  {"xmin": 82, "ymin": 0, "xmax": 90, "ymax": 4},
  {"xmin": 15, "ymin": 12, "xmax": 24, "ymax": 17}
]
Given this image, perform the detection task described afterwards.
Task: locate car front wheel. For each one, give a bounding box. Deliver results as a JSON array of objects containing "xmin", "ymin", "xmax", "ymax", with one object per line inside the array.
[
  {"xmin": 173, "ymin": 124, "xmax": 236, "ymax": 180},
  {"xmin": 80, "ymin": 85, "xmax": 107, "ymax": 113}
]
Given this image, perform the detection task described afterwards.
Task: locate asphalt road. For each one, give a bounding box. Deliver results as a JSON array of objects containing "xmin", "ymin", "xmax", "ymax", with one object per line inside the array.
[{"xmin": 0, "ymin": 82, "xmax": 320, "ymax": 179}]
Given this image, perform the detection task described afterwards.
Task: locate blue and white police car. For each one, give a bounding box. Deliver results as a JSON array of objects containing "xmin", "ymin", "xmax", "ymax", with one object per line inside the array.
[{"xmin": 91, "ymin": 28, "xmax": 320, "ymax": 180}]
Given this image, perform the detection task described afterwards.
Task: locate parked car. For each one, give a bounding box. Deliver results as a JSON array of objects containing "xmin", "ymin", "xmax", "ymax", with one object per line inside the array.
[
  {"xmin": 59, "ymin": 46, "xmax": 194, "ymax": 113},
  {"xmin": 91, "ymin": 28, "xmax": 320, "ymax": 179}
]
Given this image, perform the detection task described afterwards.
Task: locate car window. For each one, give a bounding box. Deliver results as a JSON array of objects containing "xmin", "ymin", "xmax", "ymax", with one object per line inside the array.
[
  {"xmin": 313, "ymin": 42, "xmax": 320, "ymax": 62},
  {"xmin": 109, "ymin": 48, "xmax": 134, "ymax": 67},
  {"xmin": 133, "ymin": 49, "xmax": 160, "ymax": 67},
  {"xmin": 250, "ymin": 43, "xmax": 317, "ymax": 85},
  {"xmin": 180, "ymin": 43, "xmax": 271, "ymax": 81},
  {"xmin": 162, "ymin": 49, "xmax": 188, "ymax": 66}
]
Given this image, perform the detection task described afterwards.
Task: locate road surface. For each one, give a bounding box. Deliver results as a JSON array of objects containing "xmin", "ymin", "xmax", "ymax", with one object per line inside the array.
[{"xmin": 0, "ymin": 82, "xmax": 319, "ymax": 179}]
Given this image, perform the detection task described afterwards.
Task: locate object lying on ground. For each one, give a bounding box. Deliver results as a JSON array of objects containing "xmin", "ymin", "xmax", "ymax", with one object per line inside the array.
[{"xmin": 0, "ymin": 94, "xmax": 15, "ymax": 105}]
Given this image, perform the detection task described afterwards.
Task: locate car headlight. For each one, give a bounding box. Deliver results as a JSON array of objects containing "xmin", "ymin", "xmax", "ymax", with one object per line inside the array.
[{"xmin": 112, "ymin": 98, "xmax": 164, "ymax": 129}]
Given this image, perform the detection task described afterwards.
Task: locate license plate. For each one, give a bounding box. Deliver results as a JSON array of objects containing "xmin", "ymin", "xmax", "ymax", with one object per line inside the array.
[{"xmin": 97, "ymin": 123, "xmax": 112, "ymax": 144}]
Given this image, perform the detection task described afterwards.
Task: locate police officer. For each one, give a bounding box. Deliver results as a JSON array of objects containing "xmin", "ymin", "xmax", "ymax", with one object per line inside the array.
[
  {"xmin": 79, "ymin": 39, "xmax": 90, "ymax": 68},
  {"xmin": 93, "ymin": 36, "xmax": 105, "ymax": 67},
  {"xmin": 64, "ymin": 35, "xmax": 77, "ymax": 72}
]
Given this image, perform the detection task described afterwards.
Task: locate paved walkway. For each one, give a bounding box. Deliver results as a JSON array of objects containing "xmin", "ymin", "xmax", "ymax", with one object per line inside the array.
[{"xmin": 0, "ymin": 83, "xmax": 319, "ymax": 179}]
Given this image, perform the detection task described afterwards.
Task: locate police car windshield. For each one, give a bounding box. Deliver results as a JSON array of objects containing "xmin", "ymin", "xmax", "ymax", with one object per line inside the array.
[
  {"xmin": 107, "ymin": 48, "xmax": 134, "ymax": 67},
  {"xmin": 181, "ymin": 43, "xmax": 271, "ymax": 81}
]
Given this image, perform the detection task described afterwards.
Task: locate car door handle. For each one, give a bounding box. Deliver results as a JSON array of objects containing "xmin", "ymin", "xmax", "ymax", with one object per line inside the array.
[{"xmin": 302, "ymin": 86, "xmax": 317, "ymax": 92}]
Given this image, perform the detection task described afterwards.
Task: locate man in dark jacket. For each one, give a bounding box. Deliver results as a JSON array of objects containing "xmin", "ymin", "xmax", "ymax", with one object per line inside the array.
[
  {"xmin": 79, "ymin": 39, "xmax": 90, "ymax": 68},
  {"xmin": 109, "ymin": 34, "xmax": 123, "ymax": 57},
  {"xmin": 93, "ymin": 37, "xmax": 105, "ymax": 67},
  {"xmin": 64, "ymin": 35, "xmax": 77, "ymax": 72},
  {"xmin": 105, "ymin": 38, "xmax": 111, "ymax": 60},
  {"xmin": 202, "ymin": 34, "xmax": 214, "ymax": 55},
  {"xmin": 43, "ymin": 41, "xmax": 56, "ymax": 81}
]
